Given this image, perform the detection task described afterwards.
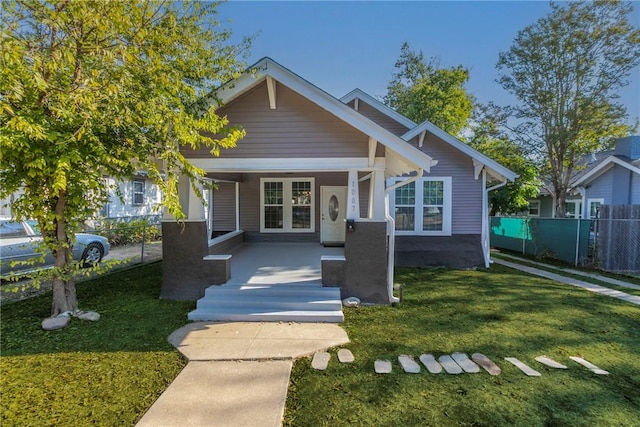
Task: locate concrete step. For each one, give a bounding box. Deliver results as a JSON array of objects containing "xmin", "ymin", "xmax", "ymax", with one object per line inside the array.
[
  {"xmin": 204, "ymin": 284, "xmax": 338, "ymax": 298},
  {"xmin": 187, "ymin": 309, "xmax": 344, "ymax": 323},
  {"xmin": 196, "ymin": 296, "xmax": 341, "ymax": 311},
  {"xmin": 189, "ymin": 284, "xmax": 344, "ymax": 323}
]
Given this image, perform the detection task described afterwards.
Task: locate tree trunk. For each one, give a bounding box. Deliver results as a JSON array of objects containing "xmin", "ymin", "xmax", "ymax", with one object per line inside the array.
[{"xmin": 49, "ymin": 192, "xmax": 78, "ymax": 317}]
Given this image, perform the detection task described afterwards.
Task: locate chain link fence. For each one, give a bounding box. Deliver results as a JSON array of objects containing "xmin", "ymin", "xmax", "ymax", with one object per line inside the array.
[
  {"xmin": 490, "ymin": 216, "xmax": 640, "ymax": 273},
  {"xmin": 89, "ymin": 215, "xmax": 162, "ymax": 265}
]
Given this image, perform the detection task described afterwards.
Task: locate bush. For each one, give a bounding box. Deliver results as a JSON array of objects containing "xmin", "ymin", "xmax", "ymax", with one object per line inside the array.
[{"xmin": 96, "ymin": 218, "xmax": 162, "ymax": 247}]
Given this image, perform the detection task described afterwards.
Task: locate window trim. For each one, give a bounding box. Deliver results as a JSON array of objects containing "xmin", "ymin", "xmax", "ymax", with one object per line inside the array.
[
  {"xmin": 260, "ymin": 177, "xmax": 315, "ymax": 233},
  {"xmin": 564, "ymin": 200, "xmax": 582, "ymax": 219},
  {"xmin": 389, "ymin": 177, "xmax": 452, "ymax": 236},
  {"xmin": 528, "ymin": 200, "xmax": 540, "ymax": 217},
  {"xmin": 587, "ymin": 198, "xmax": 604, "ymax": 219},
  {"xmin": 132, "ymin": 178, "xmax": 145, "ymax": 206}
]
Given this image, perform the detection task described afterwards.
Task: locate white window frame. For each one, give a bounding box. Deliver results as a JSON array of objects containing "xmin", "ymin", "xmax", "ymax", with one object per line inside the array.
[
  {"xmin": 260, "ymin": 177, "xmax": 315, "ymax": 233},
  {"xmin": 587, "ymin": 198, "xmax": 604, "ymax": 219},
  {"xmin": 564, "ymin": 200, "xmax": 582, "ymax": 218},
  {"xmin": 132, "ymin": 178, "xmax": 145, "ymax": 206},
  {"xmin": 528, "ymin": 200, "xmax": 540, "ymax": 217},
  {"xmin": 388, "ymin": 177, "xmax": 452, "ymax": 236}
]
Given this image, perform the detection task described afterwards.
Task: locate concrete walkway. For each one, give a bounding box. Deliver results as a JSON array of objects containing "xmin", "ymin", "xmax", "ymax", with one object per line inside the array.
[
  {"xmin": 136, "ymin": 322, "xmax": 350, "ymax": 427},
  {"xmin": 493, "ymin": 258, "xmax": 640, "ymax": 306}
]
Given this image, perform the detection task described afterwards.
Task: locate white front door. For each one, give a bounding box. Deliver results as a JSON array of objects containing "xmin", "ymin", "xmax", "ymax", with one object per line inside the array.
[{"xmin": 320, "ymin": 186, "xmax": 347, "ymax": 244}]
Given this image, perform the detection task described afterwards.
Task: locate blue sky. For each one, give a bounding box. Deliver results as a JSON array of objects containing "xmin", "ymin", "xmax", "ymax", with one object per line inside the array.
[{"xmin": 219, "ymin": 1, "xmax": 640, "ymax": 126}]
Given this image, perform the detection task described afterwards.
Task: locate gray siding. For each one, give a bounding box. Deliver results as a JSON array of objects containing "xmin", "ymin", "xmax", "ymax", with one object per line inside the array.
[
  {"xmin": 585, "ymin": 168, "xmax": 614, "ymax": 204},
  {"xmin": 350, "ymin": 100, "xmax": 410, "ymax": 137},
  {"xmin": 212, "ymin": 182, "xmax": 236, "ymax": 232},
  {"xmin": 632, "ymin": 171, "xmax": 640, "ymax": 204},
  {"xmin": 187, "ymin": 81, "xmax": 369, "ymax": 159},
  {"xmin": 408, "ymin": 132, "xmax": 483, "ymax": 234},
  {"xmin": 612, "ymin": 165, "xmax": 632, "ymax": 205}
]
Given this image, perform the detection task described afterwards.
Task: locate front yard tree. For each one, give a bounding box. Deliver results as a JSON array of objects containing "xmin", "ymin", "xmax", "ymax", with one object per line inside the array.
[
  {"xmin": 384, "ymin": 42, "xmax": 474, "ymax": 137},
  {"xmin": 497, "ymin": 1, "xmax": 640, "ymax": 217},
  {"xmin": 0, "ymin": 0, "xmax": 248, "ymax": 321},
  {"xmin": 467, "ymin": 104, "xmax": 539, "ymax": 216}
]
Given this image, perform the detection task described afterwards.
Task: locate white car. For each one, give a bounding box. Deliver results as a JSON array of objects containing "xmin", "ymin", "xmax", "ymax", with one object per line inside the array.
[{"xmin": 0, "ymin": 219, "xmax": 110, "ymax": 278}]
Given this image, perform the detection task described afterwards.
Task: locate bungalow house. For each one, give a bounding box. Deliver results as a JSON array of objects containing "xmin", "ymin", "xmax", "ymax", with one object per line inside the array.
[
  {"xmin": 528, "ymin": 136, "xmax": 640, "ymax": 219},
  {"xmin": 161, "ymin": 58, "xmax": 516, "ymax": 312}
]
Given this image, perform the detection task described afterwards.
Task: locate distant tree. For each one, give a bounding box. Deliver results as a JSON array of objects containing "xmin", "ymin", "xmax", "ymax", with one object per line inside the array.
[
  {"xmin": 384, "ymin": 42, "xmax": 474, "ymax": 136},
  {"xmin": 0, "ymin": 0, "xmax": 249, "ymax": 323},
  {"xmin": 497, "ymin": 1, "xmax": 640, "ymax": 217},
  {"xmin": 467, "ymin": 104, "xmax": 539, "ymax": 216}
]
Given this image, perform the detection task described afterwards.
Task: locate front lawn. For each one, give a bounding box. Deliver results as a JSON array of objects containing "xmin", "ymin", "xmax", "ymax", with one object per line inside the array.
[
  {"xmin": 284, "ymin": 265, "xmax": 640, "ymax": 426},
  {"xmin": 0, "ymin": 262, "xmax": 194, "ymax": 426}
]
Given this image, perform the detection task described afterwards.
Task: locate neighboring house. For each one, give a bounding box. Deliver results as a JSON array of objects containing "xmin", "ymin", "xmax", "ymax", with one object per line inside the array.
[
  {"xmin": 528, "ymin": 136, "xmax": 640, "ymax": 219},
  {"xmin": 1, "ymin": 174, "xmax": 162, "ymax": 221},
  {"xmin": 161, "ymin": 57, "xmax": 516, "ymax": 303},
  {"xmin": 100, "ymin": 174, "xmax": 162, "ymax": 219}
]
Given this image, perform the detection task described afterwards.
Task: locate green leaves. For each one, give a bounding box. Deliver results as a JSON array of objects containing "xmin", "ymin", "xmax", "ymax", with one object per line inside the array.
[
  {"xmin": 1, "ymin": 0, "xmax": 250, "ymax": 313},
  {"xmin": 385, "ymin": 42, "xmax": 474, "ymax": 137},
  {"xmin": 496, "ymin": 1, "xmax": 640, "ymax": 216}
]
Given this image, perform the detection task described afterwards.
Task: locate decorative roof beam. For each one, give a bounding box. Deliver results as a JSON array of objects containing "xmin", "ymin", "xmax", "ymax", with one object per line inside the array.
[
  {"xmin": 418, "ymin": 130, "xmax": 426, "ymax": 148},
  {"xmin": 354, "ymin": 98, "xmax": 359, "ymax": 111},
  {"xmin": 368, "ymin": 137, "xmax": 377, "ymax": 167},
  {"xmin": 473, "ymin": 159, "xmax": 484, "ymax": 180},
  {"xmin": 266, "ymin": 75, "xmax": 277, "ymax": 110}
]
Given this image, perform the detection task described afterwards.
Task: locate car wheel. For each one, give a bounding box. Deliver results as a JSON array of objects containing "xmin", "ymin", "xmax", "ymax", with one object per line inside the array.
[{"xmin": 81, "ymin": 242, "xmax": 104, "ymax": 267}]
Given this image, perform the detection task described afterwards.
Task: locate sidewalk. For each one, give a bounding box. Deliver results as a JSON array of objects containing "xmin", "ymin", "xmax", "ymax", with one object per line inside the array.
[
  {"xmin": 493, "ymin": 258, "xmax": 640, "ymax": 306},
  {"xmin": 136, "ymin": 322, "xmax": 350, "ymax": 427}
]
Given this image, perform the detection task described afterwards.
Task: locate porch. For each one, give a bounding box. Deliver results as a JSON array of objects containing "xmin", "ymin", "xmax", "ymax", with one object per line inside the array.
[{"xmin": 187, "ymin": 242, "xmax": 346, "ymax": 322}]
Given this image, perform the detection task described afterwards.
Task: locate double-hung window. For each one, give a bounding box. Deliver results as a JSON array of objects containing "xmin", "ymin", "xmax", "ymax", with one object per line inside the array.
[
  {"xmin": 260, "ymin": 178, "xmax": 314, "ymax": 232},
  {"xmin": 389, "ymin": 177, "xmax": 452, "ymax": 236},
  {"xmin": 132, "ymin": 179, "xmax": 145, "ymax": 206}
]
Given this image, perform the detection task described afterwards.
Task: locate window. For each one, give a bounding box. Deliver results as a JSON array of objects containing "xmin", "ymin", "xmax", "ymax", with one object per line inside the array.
[
  {"xmin": 588, "ymin": 198, "xmax": 604, "ymax": 219},
  {"xmin": 260, "ymin": 178, "xmax": 314, "ymax": 232},
  {"xmin": 564, "ymin": 201, "xmax": 582, "ymax": 218},
  {"xmin": 132, "ymin": 179, "xmax": 145, "ymax": 206},
  {"xmin": 528, "ymin": 200, "xmax": 540, "ymax": 217},
  {"xmin": 389, "ymin": 177, "xmax": 452, "ymax": 236}
]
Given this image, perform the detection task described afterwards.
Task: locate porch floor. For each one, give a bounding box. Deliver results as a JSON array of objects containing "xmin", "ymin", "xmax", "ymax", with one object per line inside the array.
[
  {"xmin": 227, "ymin": 242, "xmax": 344, "ymax": 286},
  {"xmin": 189, "ymin": 242, "xmax": 346, "ymax": 322}
]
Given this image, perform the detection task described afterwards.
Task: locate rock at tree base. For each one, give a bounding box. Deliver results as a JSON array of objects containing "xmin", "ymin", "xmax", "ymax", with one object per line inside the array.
[
  {"xmin": 77, "ymin": 311, "xmax": 100, "ymax": 321},
  {"xmin": 42, "ymin": 316, "xmax": 70, "ymax": 330}
]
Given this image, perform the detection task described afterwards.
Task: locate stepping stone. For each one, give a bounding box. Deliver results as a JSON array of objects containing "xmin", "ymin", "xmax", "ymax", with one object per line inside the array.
[
  {"xmin": 535, "ymin": 356, "xmax": 568, "ymax": 369},
  {"xmin": 504, "ymin": 357, "xmax": 541, "ymax": 376},
  {"xmin": 438, "ymin": 355, "xmax": 463, "ymax": 374},
  {"xmin": 451, "ymin": 352, "xmax": 480, "ymax": 373},
  {"xmin": 471, "ymin": 353, "xmax": 501, "ymax": 376},
  {"xmin": 374, "ymin": 359, "xmax": 392, "ymax": 374},
  {"xmin": 570, "ymin": 356, "xmax": 610, "ymax": 375},
  {"xmin": 311, "ymin": 352, "xmax": 330, "ymax": 370},
  {"xmin": 337, "ymin": 349, "xmax": 354, "ymax": 363},
  {"xmin": 419, "ymin": 354, "xmax": 443, "ymax": 374},
  {"xmin": 398, "ymin": 355, "xmax": 421, "ymax": 373}
]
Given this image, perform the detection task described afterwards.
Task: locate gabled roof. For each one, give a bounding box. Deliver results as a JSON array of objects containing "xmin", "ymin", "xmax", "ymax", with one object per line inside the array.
[
  {"xmin": 340, "ymin": 89, "xmax": 417, "ymax": 130},
  {"xmin": 213, "ymin": 58, "xmax": 436, "ymax": 176},
  {"xmin": 342, "ymin": 87, "xmax": 517, "ymax": 183},
  {"xmin": 402, "ymin": 121, "xmax": 518, "ymax": 182},
  {"xmin": 572, "ymin": 155, "xmax": 640, "ymax": 187}
]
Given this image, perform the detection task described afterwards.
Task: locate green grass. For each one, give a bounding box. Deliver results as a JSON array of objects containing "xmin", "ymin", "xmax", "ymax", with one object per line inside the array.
[
  {"xmin": 492, "ymin": 253, "xmax": 640, "ymax": 298},
  {"xmin": 0, "ymin": 262, "xmax": 194, "ymax": 427},
  {"xmin": 284, "ymin": 265, "xmax": 640, "ymax": 427}
]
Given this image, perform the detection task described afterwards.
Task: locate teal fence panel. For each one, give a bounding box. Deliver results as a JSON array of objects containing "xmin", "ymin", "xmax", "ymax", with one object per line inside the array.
[{"xmin": 490, "ymin": 217, "xmax": 591, "ymax": 265}]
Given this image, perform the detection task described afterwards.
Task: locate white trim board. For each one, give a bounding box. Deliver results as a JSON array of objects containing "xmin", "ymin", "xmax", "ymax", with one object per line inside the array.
[{"xmin": 188, "ymin": 157, "xmax": 386, "ymax": 173}]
